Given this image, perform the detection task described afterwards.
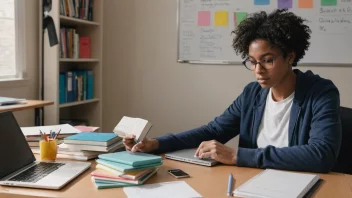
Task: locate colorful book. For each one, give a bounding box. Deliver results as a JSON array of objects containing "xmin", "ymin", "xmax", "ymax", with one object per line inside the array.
[
  {"xmin": 64, "ymin": 132, "xmax": 121, "ymax": 146},
  {"xmin": 92, "ymin": 168, "xmax": 158, "ymax": 185},
  {"xmin": 98, "ymin": 151, "xmax": 162, "ymax": 167},
  {"xmin": 96, "ymin": 159, "xmax": 162, "ymax": 173},
  {"xmin": 91, "ymin": 179, "xmax": 139, "ymax": 189},
  {"xmin": 92, "ymin": 167, "xmax": 155, "ymax": 182}
]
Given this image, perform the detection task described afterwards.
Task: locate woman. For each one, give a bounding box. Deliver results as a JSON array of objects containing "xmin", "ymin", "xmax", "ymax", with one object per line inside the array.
[{"xmin": 123, "ymin": 9, "xmax": 341, "ymax": 173}]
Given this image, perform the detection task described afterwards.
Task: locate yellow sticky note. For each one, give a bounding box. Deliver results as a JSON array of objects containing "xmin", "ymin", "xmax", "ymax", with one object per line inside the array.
[{"xmin": 215, "ymin": 11, "xmax": 228, "ymax": 26}]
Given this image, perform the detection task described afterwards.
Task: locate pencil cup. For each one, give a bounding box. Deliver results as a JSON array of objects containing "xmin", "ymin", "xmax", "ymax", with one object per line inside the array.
[{"xmin": 39, "ymin": 140, "xmax": 57, "ymax": 161}]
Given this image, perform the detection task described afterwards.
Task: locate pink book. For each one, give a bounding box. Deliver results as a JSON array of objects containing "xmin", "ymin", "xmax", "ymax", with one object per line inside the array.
[
  {"xmin": 74, "ymin": 125, "xmax": 100, "ymax": 132},
  {"xmin": 79, "ymin": 37, "xmax": 91, "ymax": 58}
]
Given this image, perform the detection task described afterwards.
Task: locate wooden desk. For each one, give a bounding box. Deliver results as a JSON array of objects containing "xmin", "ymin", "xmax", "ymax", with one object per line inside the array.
[
  {"xmin": 345, "ymin": 174, "xmax": 352, "ymax": 192},
  {"xmin": 0, "ymin": 100, "xmax": 54, "ymax": 126},
  {"xmin": 0, "ymin": 156, "xmax": 351, "ymax": 198}
]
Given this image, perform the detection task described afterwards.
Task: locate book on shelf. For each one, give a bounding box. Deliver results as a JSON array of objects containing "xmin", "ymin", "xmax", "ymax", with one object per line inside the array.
[
  {"xmin": 60, "ymin": 0, "xmax": 94, "ymax": 21},
  {"xmin": 64, "ymin": 132, "xmax": 122, "ymax": 146},
  {"xmin": 79, "ymin": 36, "xmax": 91, "ymax": 58},
  {"xmin": 233, "ymin": 169, "xmax": 321, "ymax": 198},
  {"xmin": 98, "ymin": 151, "xmax": 162, "ymax": 167},
  {"xmin": 113, "ymin": 116, "xmax": 153, "ymax": 143},
  {"xmin": 59, "ymin": 70, "xmax": 94, "ymax": 104}
]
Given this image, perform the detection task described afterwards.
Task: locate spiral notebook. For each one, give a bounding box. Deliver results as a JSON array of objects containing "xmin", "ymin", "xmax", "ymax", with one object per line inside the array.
[{"xmin": 233, "ymin": 169, "xmax": 321, "ymax": 198}]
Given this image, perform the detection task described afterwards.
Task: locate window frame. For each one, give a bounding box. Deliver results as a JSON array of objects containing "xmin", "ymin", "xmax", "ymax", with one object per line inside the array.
[{"xmin": 0, "ymin": 0, "xmax": 26, "ymax": 82}]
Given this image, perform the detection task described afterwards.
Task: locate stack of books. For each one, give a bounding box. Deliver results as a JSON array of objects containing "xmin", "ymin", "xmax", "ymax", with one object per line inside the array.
[
  {"xmin": 21, "ymin": 124, "xmax": 81, "ymax": 150},
  {"xmin": 91, "ymin": 151, "xmax": 163, "ymax": 189},
  {"xmin": 63, "ymin": 132, "xmax": 124, "ymax": 153}
]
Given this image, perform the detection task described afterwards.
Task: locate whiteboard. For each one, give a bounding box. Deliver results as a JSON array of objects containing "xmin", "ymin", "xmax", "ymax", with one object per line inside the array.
[{"xmin": 177, "ymin": 0, "xmax": 352, "ymax": 65}]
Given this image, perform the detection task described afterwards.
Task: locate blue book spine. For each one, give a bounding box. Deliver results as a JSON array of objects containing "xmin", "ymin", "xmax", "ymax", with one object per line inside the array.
[
  {"xmin": 87, "ymin": 70, "xmax": 94, "ymax": 99},
  {"xmin": 59, "ymin": 73, "xmax": 66, "ymax": 104},
  {"xmin": 66, "ymin": 71, "xmax": 74, "ymax": 102},
  {"xmin": 83, "ymin": 70, "xmax": 88, "ymax": 100},
  {"xmin": 72, "ymin": 71, "xmax": 78, "ymax": 102}
]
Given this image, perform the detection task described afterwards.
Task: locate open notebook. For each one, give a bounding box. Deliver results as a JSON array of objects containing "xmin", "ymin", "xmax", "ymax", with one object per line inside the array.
[{"xmin": 233, "ymin": 169, "xmax": 321, "ymax": 198}]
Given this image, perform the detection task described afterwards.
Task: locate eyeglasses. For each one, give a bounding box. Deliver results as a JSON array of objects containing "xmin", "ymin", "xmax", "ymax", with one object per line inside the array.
[{"xmin": 242, "ymin": 54, "xmax": 283, "ymax": 71}]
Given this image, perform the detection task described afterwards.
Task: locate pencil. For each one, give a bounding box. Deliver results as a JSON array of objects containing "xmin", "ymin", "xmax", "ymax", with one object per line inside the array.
[{"xmin": 54, "ymin": 129, "xmax": 61, "ymax": 139}]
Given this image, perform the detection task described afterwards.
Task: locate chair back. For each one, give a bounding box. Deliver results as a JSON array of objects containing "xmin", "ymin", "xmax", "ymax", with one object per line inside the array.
[{"xmin": 332, "ymin": 106, "xmax": 352, "ymax": 174}]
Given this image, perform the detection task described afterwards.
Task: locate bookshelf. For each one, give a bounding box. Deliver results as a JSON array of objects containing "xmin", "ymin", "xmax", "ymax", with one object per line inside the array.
[{"xmin": 40, "ymin": 0, "xmax": 103, "ymax": 127}]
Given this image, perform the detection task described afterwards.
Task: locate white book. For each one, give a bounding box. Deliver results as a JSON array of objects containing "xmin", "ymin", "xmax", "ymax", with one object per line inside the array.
[
  {"xmin": 21, "ymin": 124, "xmax": 80, "ymax": 137},
  {"xmin": 233, "ymin": 169, "xmax": 320, "ymax": 198},
  {"xmin": 63, "ymin": 141, "xmax": 124, "ymax": 152},
  {"xmin": 113, "ymin": 116, "xmax": 153, "ymax": 142}
]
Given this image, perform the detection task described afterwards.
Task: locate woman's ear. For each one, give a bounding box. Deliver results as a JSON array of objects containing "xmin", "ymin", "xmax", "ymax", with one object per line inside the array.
[{"xmin": 288, "ymin": 52, "xmax": 296, "ymax": 65}]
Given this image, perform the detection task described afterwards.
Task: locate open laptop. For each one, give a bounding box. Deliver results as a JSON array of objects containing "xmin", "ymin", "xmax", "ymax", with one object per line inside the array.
[
  {"xmin": 165, "ymin": 149, "xmax": 219, "ymax": 167},
  {"xmin": 0, "ymin": 111, "xmax": 91, "ymax": 189}
]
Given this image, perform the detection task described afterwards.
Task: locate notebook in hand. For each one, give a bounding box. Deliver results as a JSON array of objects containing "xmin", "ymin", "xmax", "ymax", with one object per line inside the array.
[
  {"xmin": 233, "ymin": 169, "xmax": 320, "ymax": 198},
  {"xmin": 98, "ymin": 151, "xmax": 162, "ymax": 167},
  {"xmin": 113, "ymin": 116, "xmax": 152, "ymax": 142}
]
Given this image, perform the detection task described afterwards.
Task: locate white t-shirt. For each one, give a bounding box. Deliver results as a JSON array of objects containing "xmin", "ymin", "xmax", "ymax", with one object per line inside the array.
[{"xmin": 257, "ymin": 89, "xmax": 295, "ymax": 148}]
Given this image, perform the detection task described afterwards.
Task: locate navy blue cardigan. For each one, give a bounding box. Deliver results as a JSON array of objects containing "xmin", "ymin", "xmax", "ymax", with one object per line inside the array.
[{"xmin": 155, "ymin": 69, "xmax": 341, "ymax": 173}]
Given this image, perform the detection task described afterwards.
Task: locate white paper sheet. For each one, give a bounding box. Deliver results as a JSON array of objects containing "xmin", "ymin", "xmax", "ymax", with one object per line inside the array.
[
  {"xmin": 123, "ymin": 181, "xmax": 202, "ymax": 198},
  {"xmin": 21, "ymin": 124, "xmax": 81, "ymax": 136}
]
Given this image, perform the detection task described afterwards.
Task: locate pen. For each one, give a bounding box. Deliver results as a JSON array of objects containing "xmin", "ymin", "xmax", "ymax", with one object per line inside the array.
[{"xmin": 227, "ymin": 173, "xmax": 233, "ymax": 197}]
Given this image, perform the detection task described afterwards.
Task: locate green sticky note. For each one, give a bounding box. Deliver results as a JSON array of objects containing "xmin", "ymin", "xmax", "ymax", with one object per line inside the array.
[
  {"xmin": 236, "ymin": 12, "xmax": 248, "ymax": 26},
  {"xmin": 215, "ymin": 11, "xmax": 229, "ymax": 26},
  {"xmin": 321, "ymin": 0, "xmax": 337, "ymax": 6}
]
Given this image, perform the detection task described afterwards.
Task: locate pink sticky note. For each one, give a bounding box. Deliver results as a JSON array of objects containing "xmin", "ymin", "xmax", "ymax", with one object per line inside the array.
[{"xmin": 198, "ymin": 11, "xmax": 211, "ymax": 26}]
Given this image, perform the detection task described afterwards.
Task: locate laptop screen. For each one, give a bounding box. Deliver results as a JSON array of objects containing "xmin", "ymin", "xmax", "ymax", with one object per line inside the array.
[{"xmin": 0, "ymin": 112, "xmax": 35, "ymax": 179}]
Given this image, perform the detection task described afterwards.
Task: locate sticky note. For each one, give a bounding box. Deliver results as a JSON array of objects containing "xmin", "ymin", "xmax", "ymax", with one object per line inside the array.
[
  {"xmin": 278, "ymin": 0, "xmax": 292, "ymax": 9},
  {"xmin": 254, "ymin": 0, "xmax": 270, "ymax": 5},
  {"xmin": 198, "ymin": 11, "xmax": 211, "ymax": 26},
  {"xmin": 321, "ymin": 0, "xmax": 337, "ymax": 6},
  {"xmin": 215, "ymin": 11, "xmax": 229, "ymax": 26},
  {"xmin": 299, "ymin": 0, "xmax": 313, "ymax": 8},
  {"xmin": 236, "ymin": 12, "xmax": 248, "ymax": 26}
]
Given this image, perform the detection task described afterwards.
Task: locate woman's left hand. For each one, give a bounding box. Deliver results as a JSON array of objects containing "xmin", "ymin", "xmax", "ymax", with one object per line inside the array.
[{"xmin": 194, "ymin": 140, "xmax": 237, "ymax": 165}]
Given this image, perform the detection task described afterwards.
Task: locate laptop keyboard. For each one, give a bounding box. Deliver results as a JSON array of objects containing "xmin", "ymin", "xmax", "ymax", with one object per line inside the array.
[{"xmin": 9, "ymin": 162, "xmax": 65, "ymax": 183}]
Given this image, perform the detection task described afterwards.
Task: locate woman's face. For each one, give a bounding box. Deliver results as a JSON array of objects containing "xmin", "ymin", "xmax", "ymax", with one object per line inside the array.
[{"xmin": 248, "ymin": 39, "xmax": 294, "ymax": 89}]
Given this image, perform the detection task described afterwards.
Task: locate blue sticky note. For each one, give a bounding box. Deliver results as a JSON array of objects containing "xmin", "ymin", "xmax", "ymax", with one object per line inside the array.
[{"xmin": 254, "ymin": 0, "xmax": 270, "ymax": 5}]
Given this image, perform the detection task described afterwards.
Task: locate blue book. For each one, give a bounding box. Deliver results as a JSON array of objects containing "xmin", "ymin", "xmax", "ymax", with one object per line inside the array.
[
  {"xmin": 92, "ymin": 180, "xmax": 139, "ymax": 189},
  {"xmin": 64, "ymin": 132, "xmax": 121, "ymax": 146},
  {"xmin": 98, "ymin": 151, "xmax": 162, "ymax": 167},
  {"xmin": 87, "ymin": 70, "xmax": 94, "ymax": 99},
  {"xmin": 96, "ymin": 159, "xmax": 162, "ymax": 173},
  {"xmin": 59, "ymin": 73, "xmax": 66, "ymax": 104},
  {"xmin": 66, "ymin": 71, "xmax": 74, "ymax": 102}
]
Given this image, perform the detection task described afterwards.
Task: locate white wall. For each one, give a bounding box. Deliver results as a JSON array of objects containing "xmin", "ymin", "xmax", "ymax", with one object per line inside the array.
[
  {"xmin": 102, "ymin": 0, "xmax": 352, "ymax": 148},
  {"xmin": 0, "ymin": 0, "xmax": 39, "ymax": 126}
]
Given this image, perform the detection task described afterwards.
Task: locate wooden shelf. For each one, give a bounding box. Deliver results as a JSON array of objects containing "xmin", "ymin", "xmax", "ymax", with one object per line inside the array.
[
  {"xmin": 59, "ymin": 98, "xmax": 100, "ymax": 108},
  {"xmin": 60, "ymin": 58, "xmax": 100, "ymax": 62},
  {"xmin": 60, "ymin": 16, "xmax": 100, "ymax": 26}
]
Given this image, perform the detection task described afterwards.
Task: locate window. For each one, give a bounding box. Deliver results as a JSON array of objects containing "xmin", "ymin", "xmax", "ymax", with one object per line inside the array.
[{"xmin": 0, "ymin": 0, "xmax": 25, "ymax": 80}]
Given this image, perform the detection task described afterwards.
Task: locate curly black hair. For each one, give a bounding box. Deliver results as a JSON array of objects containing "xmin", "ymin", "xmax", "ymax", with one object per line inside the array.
[{"xmin": 232, "ymin": 9, "xmax": 311, "ymax": 66}]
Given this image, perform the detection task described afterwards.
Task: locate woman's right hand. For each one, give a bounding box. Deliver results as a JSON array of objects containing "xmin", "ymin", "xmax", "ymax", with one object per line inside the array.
[{"xmin": 122, "ymin": 134, "xmax": 159, "ymax": 153}]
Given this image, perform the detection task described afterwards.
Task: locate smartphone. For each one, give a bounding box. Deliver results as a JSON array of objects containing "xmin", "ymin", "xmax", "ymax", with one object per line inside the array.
[{"xmin": 168, "ymin": 169, "xmax": 190, "ymax": 179}]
